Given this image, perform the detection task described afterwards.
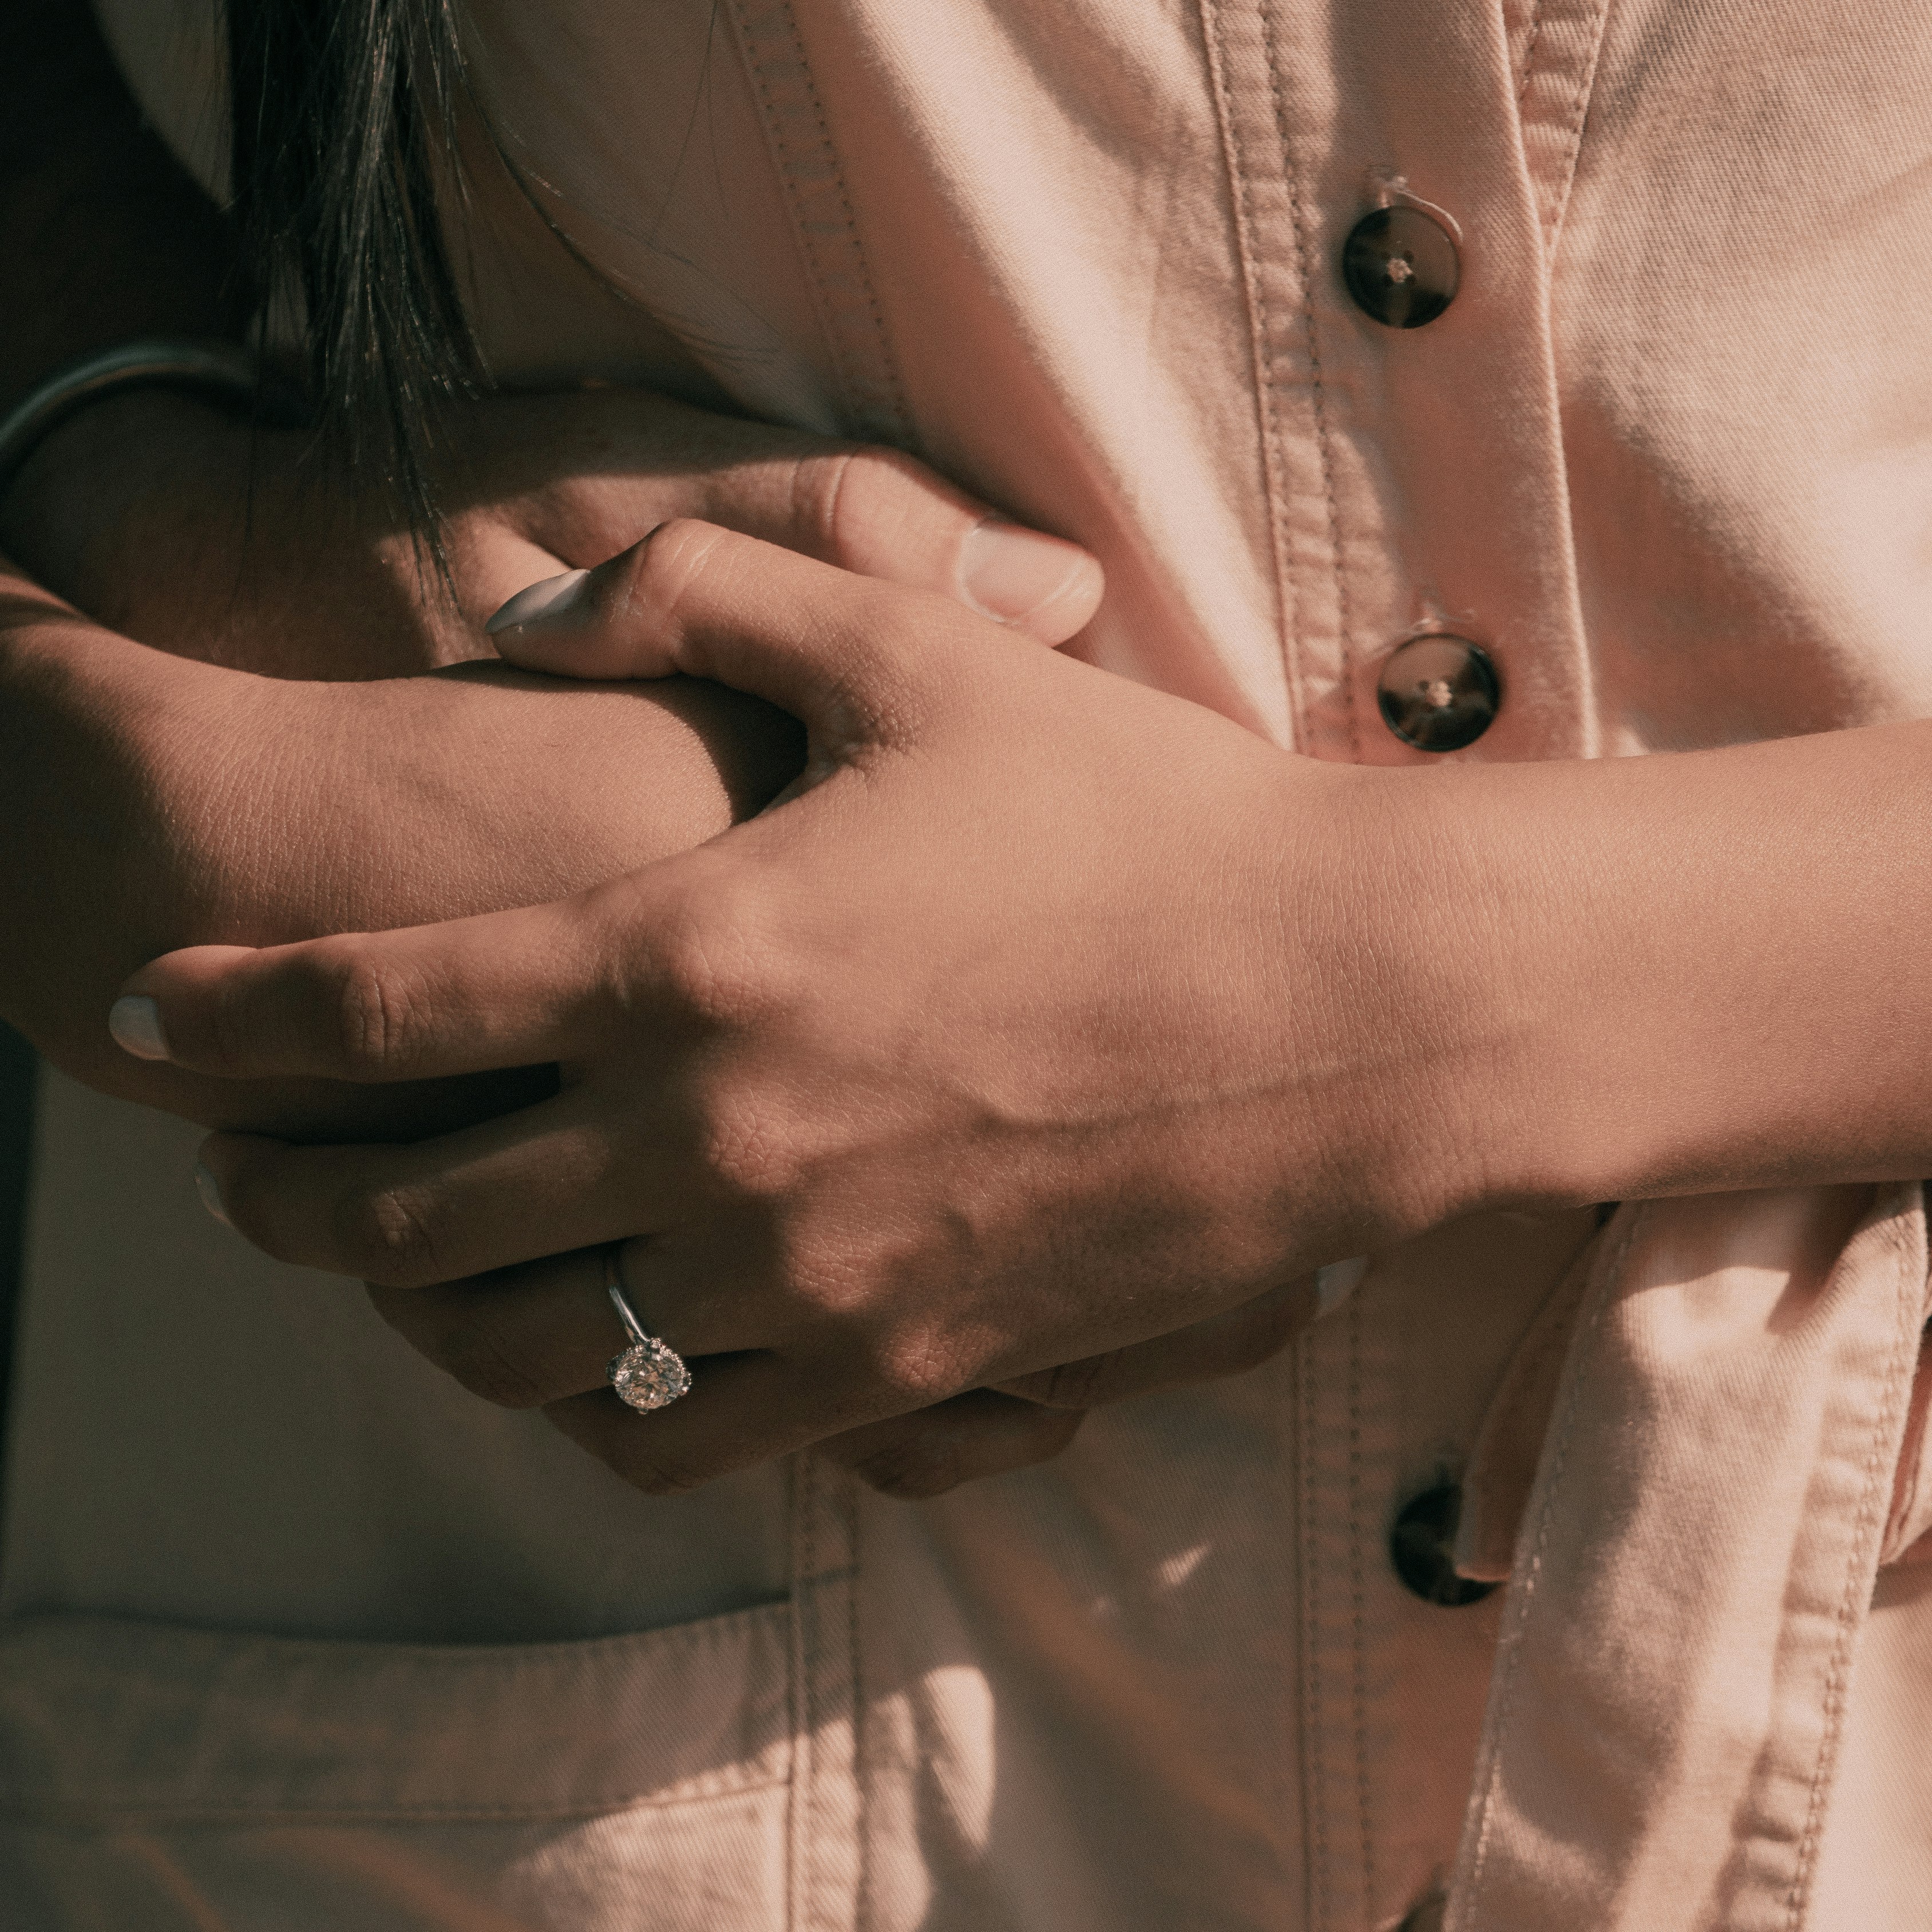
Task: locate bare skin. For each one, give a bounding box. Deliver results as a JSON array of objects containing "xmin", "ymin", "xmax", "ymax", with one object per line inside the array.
[
  {"xmin": 118, "ymin": 523, "xmax": 1932, "ymax": 1498},
  {"xmin": 2, "ymin": 385, "xmax": 1111, "ymax": 1106},
  {"xmin": 5, "ymin": 0, "xmax": 1308, "ymax": 1499},
  {"xmin": 1, "ymin": 413, "xmax": 1153, "ymax": 1492}
]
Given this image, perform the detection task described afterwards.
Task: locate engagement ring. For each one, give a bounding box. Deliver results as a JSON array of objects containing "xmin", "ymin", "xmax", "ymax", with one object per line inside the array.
[{"xmin": 603, "ymin": 1245, "xmax": 692, "ymax": 1412}]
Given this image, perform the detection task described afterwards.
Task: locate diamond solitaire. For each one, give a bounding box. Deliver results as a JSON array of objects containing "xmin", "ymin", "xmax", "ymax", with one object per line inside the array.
[
  {"xmin": 609, "ymin": 1337, "xmax": 693, "ymax": 1412},
  {"xmin": 602, "ymin": 1245, "xmax": 693, "ymax": 1411}
]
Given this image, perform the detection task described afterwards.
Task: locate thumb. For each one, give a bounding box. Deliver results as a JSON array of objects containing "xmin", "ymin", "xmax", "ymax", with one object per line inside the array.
[
  {"xmin": 481, "ymin": 518, "xmax": 1023, "ymax": 758},
  {"xmin": 762, "ymin": 446, "xmax": 1103, "ymax": 646},
  {"xmin": 565, "ymin": 438, "xmax": 1104, "ymax": 647},
  {"xmin": 491, "ymin": 495, "xmax": 1101, "ymax": 660}
]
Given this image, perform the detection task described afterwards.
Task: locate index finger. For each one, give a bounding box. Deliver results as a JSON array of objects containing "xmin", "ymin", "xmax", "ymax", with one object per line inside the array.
[{"xmin": 106, "ymin": 878, "xmax": 636, "ymax": 1083}]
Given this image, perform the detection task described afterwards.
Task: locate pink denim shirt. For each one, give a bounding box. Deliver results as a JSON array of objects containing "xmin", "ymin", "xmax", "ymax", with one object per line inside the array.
[{"xmin": 5, "ymin": 3, "xmax": 1931, "ymax": 1927}]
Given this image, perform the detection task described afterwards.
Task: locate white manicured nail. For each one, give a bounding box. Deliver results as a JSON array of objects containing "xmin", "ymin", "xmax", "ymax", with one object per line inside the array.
[
  {"xmin": 486, "ymin": 568, "xmax": 593, "ymax": 634},
  {"xmin": 108, "ymin": 994, "xmax": 169, "ymax": 1062},
  {"xmin": 194, "ymin": 1162, "xmax": 230, "ymax": 1226},
  {"xmin": 1315, "ymin": 1255, "xmax": 1370, "ymax": 1317}
]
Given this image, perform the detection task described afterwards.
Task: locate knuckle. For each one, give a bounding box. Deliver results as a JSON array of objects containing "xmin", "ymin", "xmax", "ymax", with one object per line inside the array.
[
  {"xmin": 696, "ymin": 1089, "xmax": 806, "ymax": 1203},
  {"xmin": 311, "ymin": 944, "xmax": 426, "ymax": 1079},
  {"xmin": 334, "ymin": 1182, "xmax": 447, "ymax": 1286},
  {"xmin": 850, "ymin": 1399, "xmax": 1086, "ymax": 1498},
  {"xmin": 854, "ymin": 1436, "xmax": 960, "ymax": 1502},
  {"xmin": 1032, "ymin": 1406, "xmax": 1087, "ymax": 1459},
  {"xmin": 790, "ymin": 449, "xmax": 855, "ymax": 550},
  {"xmin": 200, "ymin": 983, "xmax": 256, "ymax": 1078},
  {"xmin": 334, "ymin": 959, "xmax": 398, "ymax": 1074},
  {"xmin": 630, "ymin": 516, "xmax": 729, "ymax": 619},
  {"xmin": 802, "ymin": 446, "xmax": 935, "ymax": 555},
  {"xmin": 866, "ymin": 1331, "xmax": 963, "ymax": 1409},
  {"xmin": 623, "ymin": 1451, "xmax": 714, "ymax": 1498},
  {"xmin": 653, "ymin": 880, "xmax": 785, "ymax": 1031},
  {"xmin": 209, "ymin": 1163, "xmax": 300, "ymax": 1266}
]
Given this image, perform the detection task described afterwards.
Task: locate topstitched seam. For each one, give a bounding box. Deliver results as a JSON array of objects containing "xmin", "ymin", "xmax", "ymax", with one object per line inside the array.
[
  {"xmin": 1541, "ymin": 0, "xmax": 1612, "ymax": 249},
  {"xmin": 730, "ymin": 2, "xmax": 910, "ymax": 445},
  {"xmin": 734, "ymin": 26, "xmax": 856, "ymax": 420},
  {"xmin": 1515, "ymin": 1, "xmax": 1548, "ymax": 102},
  {"xmin": 847, "ymin": 1473, "xmax": 869, "ymax": 1932},
  {"xmin": 1455, "ymin": 1202, "xmax": 1645, "ymax": 1917},
  {"xmin": 1513, "ymin": 0, "xmax": 1615, "ymax": 254},
  {"xmin": 1196, "ymin": 0, "xmax": 1305, "ymax": 749},
  {"xmin": 1296, "ymin": 1332, "xmax": 1332, "ymax": 1930},
  {"xmin": 0, "ymin": 1780, "xmax": 795, "ymax": 1828},
  {"xmin": 1785, "ymin": 1201, "xmax": 1923, "ymax": 1929},
  {"xmin": 1348, "ymin": 1291, "xmax": 1376, "ymax": 1919},
  {"xmin": 786, "ymin": 1450, "xmax": 815, "ymax": 1932},
  {"xmin": 1260, "ymin": 0, "xmax": 1359, "ymax": 763},
  {"xmin": 1889, "ymin": 1328, "xmax": 1930, "ymax": 1549}
]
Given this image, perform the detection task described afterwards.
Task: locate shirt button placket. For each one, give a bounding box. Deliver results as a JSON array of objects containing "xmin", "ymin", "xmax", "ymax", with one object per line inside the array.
[{"xmin": 1340, "ymin": 198, "xmax": 1506, "ymax": 753}]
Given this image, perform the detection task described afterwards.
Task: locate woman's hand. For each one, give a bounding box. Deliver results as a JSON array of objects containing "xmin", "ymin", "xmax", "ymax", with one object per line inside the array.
[
  {"xmin": 114, "ymin": 524, "xmax": 1485, "ymax": 1491},
  {"xmin": 0, "ymin": 573, "xmax": 794, "ymax": 1138},
  {"xmin": 357, "ymin": 1255, "xmax": 1325, "ymax": 1499},
  {"xmin": 2, "ymin": 382, "xmax": 1102, "ymax": 679},
  {"xmin": 1, "ymin": 387, "xmax": 1100, "ymax": 1139}
]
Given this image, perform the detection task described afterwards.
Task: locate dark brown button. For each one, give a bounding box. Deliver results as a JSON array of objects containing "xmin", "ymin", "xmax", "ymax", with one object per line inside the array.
[
  {"xmin": 1389, "ymin": 1484, "xmax": 1499, "ymax": 1606},
  {"xmin": 1377, "ymin": 634, "xmax": 1499, "ymax": 751},
  {"xmin": 1343, "ymin": 204, "xmax": 1460, "ymax": 328}
]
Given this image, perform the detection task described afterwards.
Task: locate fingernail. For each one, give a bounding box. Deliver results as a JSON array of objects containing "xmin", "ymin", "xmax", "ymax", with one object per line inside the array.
[
  {"xmin": 194, "ymin": 1161, "xmax": 231, "ymax": 1226},
  {"xmin": 485, "ymin": 568, "xmax": 593, "ymax": 635},
  {"xmin": 1315, "ymin": 1255, "xmax": 1371, "ymax": 1317},
  {"xmin": 108, "ymin": 994, "xmax": 170, "ymax": 1062},
  {"xmin": 957, "ymin": 518, "xmax": 1096, "ymax": 625}
]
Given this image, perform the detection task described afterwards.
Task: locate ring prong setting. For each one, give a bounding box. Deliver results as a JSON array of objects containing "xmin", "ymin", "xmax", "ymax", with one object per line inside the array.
[
  {"xmin": 603, "ymin": 1244, "xmax": 693, "ymax": 1411},
  {"xmin": 608, "ymin": 1337, "xmax": 693, "ymax": 1412}
]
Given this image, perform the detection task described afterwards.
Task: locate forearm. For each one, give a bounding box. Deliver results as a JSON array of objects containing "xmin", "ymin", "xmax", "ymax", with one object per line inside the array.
[
  {"xmin": 1368, "ymin": 722, "xmax": 1932, "ymax": 1220},
  {"xmin": 0, "ymin": 565, "xmax": 800, "ymax": 1135},
  {"xmin": 0, "ymin": 571, "xmax": 251, "ymax": 1095},
  {"xmin": 0, "ymin": 572, "xmax": 351, "ymax": 1113}
]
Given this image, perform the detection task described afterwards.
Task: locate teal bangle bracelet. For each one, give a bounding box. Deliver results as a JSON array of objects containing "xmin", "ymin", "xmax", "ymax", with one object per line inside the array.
[{"xmin": 0, "ymin": 338, "xmax": 309, "ymax": 507}]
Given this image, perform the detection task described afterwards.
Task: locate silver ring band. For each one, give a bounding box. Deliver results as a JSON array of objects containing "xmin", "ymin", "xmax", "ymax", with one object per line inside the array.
[{"xmin": 603, "ymin": 1245, "xmax": 692, "ymax": 1412}]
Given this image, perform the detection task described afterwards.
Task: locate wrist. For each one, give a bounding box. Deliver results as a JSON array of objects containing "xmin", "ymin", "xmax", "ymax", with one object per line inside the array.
[
  {"xmin": 1345, "ymin": 729, "xmax": 1932, "ymax": 1222},
  {"xmin": 1270, "ymin": 758, "xmax": 1586, "ymax": 1248},
  {"xmin": 0, "ymin": 613, "xmax": 251, "ymax": 1054}
]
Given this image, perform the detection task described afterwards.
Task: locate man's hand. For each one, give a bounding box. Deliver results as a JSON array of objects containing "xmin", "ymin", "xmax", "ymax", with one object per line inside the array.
[{"xmin": 113, "ymin": 524, "xmax": 1482, "ymax": 1492}]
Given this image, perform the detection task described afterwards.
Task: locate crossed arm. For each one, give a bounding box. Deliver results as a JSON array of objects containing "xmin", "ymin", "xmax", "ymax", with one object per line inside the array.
[
  {"xmin": 18, "ymin": 1, "xmax": 1932, "ymax": 1510},
  {"xmin": 4, "ymin": 0, "xmax": 1292, "ymax": 1498},
  {"xmin": 102, "ymin": 512, "xmax": 1932, "ymax": 1495}
]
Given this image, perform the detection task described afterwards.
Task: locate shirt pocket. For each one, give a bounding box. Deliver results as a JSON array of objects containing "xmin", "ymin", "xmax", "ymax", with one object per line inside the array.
[{"xmin": 0, "ymin": 1601, "xmax": 795, "ymax": 1931}]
